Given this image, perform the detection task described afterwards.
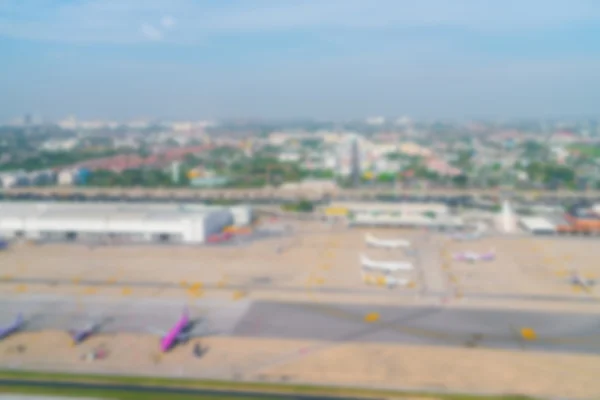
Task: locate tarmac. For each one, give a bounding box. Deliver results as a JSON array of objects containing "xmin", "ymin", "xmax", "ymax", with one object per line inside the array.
[{"xmin": 2, "ymin": 295, "xmax": 600, "ymax": 356}]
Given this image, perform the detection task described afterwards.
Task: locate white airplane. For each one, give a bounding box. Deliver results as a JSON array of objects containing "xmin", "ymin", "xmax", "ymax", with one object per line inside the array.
[
  {"xmin": 453, "ymin": 249, "xmax": 496, "ymax": 262},
  {"xmin": 360, "ymin": 253, "xmax": 413, "ymax": 273},
  {"xmin": 365, "ymin": 233, "xmax": 410, "ymax": 249},
  {"xmin": 69, "ymin": 319, "xmax": 106, "ymax": 345}
]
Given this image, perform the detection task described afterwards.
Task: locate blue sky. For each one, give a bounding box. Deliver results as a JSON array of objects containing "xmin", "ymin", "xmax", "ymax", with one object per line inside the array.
[{"xmin": 1, "ymin": 0, "xmax": 600, "ymax": 121}]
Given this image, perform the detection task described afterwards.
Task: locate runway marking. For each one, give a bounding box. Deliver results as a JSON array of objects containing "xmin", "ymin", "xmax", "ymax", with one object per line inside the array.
[
  {"xmin": 188, "ymin": 288, "xmax": 203, "ymax": 298},
  {"xmin": 363, "ymin": 312, "xmax": 379, "ymax": 323},
  {"xmin": 520, "ymin": 328, "xmax": 537, "ymax": 341},
  {"xmin": 15, "ymin": 284, "xmax": 27, "ymax": 293},
  {"xmin": 83, "ymin": 287, "xmax": 97, "ymax": 295},
  {"xmin": 232, "ymin": 290, "xmax": 246, "ymax": 301}
]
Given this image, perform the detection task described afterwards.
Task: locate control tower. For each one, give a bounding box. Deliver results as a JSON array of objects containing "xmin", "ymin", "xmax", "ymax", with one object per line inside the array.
[{"xmin": 495, "ymin": 198, "xmax": 517, "ymax": 233}]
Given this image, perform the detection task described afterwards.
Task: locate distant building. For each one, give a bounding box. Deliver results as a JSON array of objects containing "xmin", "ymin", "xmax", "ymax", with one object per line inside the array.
[
  {"xmin": 57, "ymin": 168, "xmax": 89, "ymax": 186},
  {"xmin": 350, "ymin": 137, "xmax": 361, "ymax": 186},
  {"xmin": 323, "ymin": 202, "xmax": 464, "ymax": 229}
]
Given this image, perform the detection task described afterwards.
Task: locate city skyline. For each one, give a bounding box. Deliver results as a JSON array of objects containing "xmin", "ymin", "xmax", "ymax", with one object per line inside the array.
[{"xmin": 1, "ymin": 0, "xmax": 600, "ymax": 121}]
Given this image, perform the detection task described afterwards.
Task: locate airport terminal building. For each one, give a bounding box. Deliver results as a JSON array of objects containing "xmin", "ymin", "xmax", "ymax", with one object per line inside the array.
[
  {"xmin": 0, "ymin": 202, "xmax": 252, "ymax": 244},
  {"xmin": 323, "ymin": 202, "xmax": 465, "ymax": 229}
]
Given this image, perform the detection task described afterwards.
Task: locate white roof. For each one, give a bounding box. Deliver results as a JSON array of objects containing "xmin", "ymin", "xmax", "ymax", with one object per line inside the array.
[
  {"xmin": 519, "ymin": 217, "xmax": 557, "ymax": 231},
  {"xmin": 0, "ymin": 202, "xmax": 224, "ymax": 225},
  {"xmin": 330, "ymin": 202, "xmax": 449, "ymax": 214}
]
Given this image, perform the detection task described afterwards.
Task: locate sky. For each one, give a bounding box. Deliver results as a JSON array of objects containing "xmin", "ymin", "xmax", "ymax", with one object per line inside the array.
[{"xmin": 1, "ymin": 0, "xmax": 600, "ymax": 122}]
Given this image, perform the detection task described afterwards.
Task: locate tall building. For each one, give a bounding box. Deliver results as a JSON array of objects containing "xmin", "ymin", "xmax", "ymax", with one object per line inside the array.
[{"xmin": 350, "ymin": 137, "xmax": 361, "ymax": 187}]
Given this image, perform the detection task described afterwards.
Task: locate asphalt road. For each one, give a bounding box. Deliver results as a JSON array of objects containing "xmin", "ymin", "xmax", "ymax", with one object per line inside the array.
[{"xmin": 1, "ymin": 295, "xmax": 599, "ymax": 355}]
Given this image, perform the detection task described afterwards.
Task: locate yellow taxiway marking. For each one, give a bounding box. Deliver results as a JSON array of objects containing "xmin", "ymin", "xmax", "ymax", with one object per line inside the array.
[
  {"xmin": 84, "ymin": 287, "xmax": 97, "ymax": 295},
  {"xmin": 363, "ymin": 275, "xmax": 375, "ymax": 285},
  {"xmin": 121, "ymin": 287, "xmax": 132, "ymax": 296},
  {"xmin": 107, "ymin": 278, "xmax": 117, "ymax": 284},
  {"xmin": 179, "ymin": 281, "xmax": 188, "ymax": 288},
  {"xmin": 190, "ymin": 282, "xmax": 203, "ymax": 290},
  {"xmin": 187, "ymin": 288, "xmax": 203, "ymax": 298},
  {"xmin": 72, "ymin": 277, "xmax": 81, "ymax": 284},
  {"xmin": 217, "ymin": 280, "xmax": 227, "ymax": 288},
  {"xmin": 314, "ymin": 278, "xmax": 325, "ymax": 285},
  {"xmin": 15, "ymin": 284, "xmax": 27, "ymax": 293},
  {"xmin": 554, "ymin": 269, "xmax": 568, "ymax": 277},
  {"xmin": 364, "ymin": 312, "xmax": 380, "ymax": 323},
  {"xmin": 407, "ymin": 281, "xmax": 416, "ymax": 289},
  {"xmin": 520, "ymin": 328, "xmax": 537, "ymax": 341},
  {"xmin": 232, "ymin": 290, "xmax": 246, "ymax": 300},
  {"xmin": 376, "ymin": 277, "xmax": 386, "ymax": 287}
]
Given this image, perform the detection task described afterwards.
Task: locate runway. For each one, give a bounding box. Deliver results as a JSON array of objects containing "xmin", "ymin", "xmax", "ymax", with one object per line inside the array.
[{"xmin": 2, "ymin": 295, "xmax": 600, "ymax": 355}]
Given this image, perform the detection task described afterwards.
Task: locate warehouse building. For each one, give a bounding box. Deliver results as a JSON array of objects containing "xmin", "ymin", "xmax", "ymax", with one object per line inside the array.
[
  {"xmin": 322, "ymin": 202, "xmax": 464, "ymax": 229},
  {"xmin": 0, "ymin": 202, "xmax": 252, "ymax": 244}
]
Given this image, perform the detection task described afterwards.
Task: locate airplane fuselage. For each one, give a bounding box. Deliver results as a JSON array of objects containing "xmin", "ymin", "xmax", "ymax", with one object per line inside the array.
[{"xmin": 0, "ymin": 326, "xmax": 19, "ymax": 340}]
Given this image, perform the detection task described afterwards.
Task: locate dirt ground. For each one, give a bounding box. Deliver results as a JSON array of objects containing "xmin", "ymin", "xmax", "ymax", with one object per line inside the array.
[
  {"xmin": 444, "ymin": 236, "xmax": 600, "ymax": 299},
  {"xmin": 0, "ymin": 222, "xmax": 424, "ymax": 300},
  {"xmin": 1, "ymin": 332, "xmax": 599, "ymax": 400},
  {"xmin": 1, "ymin": 222, "xmax": 597, "ymax": 303}
]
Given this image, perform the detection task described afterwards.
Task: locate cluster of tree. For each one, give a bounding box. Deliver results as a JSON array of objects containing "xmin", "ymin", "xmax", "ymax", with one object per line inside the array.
[
  {"xmin": 281, "ymin": 200, "xmax": 314, "ymax": 213},
  {"xmin": 228, "ymin": 156, "xmax": 304, "ymax": 187},
  {"xmin": 84, "ymin": 168, "xmax": 188, "ymax": 188},
  {"xmin": 525, "ymin": 162, "xmax": 576, "ymax": 187},
  {"xmin": 0, "ymin": 150, "xmax": 122, "ymax": 172}
]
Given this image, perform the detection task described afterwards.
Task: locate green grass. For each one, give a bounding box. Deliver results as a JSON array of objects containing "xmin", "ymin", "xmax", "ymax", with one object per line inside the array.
[
  {"xmin": 0, "ymin": 384, "xmax": 270, "ymax": 400},
  {"xmin": 0, "ymin": 369, "xmax": 538, "ymax": 400}
]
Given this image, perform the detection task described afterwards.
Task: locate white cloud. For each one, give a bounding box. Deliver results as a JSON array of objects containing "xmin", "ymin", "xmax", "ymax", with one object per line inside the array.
[
  {"xmin": 161, "ymin": 15, "xmax": 176, "ymax": 29},
  {"xmin": 0, "ymin": 0, "xmax": 599, "ymax": 44},
  {"xmin": 140, "ymin": 23, "xmax": 163, "ymax": 41}
]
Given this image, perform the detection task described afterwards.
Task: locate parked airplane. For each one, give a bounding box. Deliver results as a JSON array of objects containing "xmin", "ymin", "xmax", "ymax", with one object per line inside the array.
[
  {"xmin": 570, "ymin": 270, "xmax": 596, "ymax": 292},
  {"xmin": 453, "ymin": 249, "xmax": 495, "ymax": 262},
  {"xmin": 365, "ymin": 233, "xmax": 410, "ymax": 249},
  {"xmin": 150, "ymin": 308, "xmax": 195, "ymax": 352},
  {"xmin": 0, "ymin": 313, "xmax": 24, "ymax": 340},
  {"xmin": 360, "ymin": 253, "xmax": 413, "ymax": 273},
  {"xmin": 69, "ymin": 320, "xmax": 105, "ymax": 345}
]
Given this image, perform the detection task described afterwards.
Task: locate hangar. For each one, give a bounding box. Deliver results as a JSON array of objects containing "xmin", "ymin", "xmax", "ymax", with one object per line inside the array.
[{"xmin": 0, "ymin": 202, "xmax": 252, "ymax": 244}]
